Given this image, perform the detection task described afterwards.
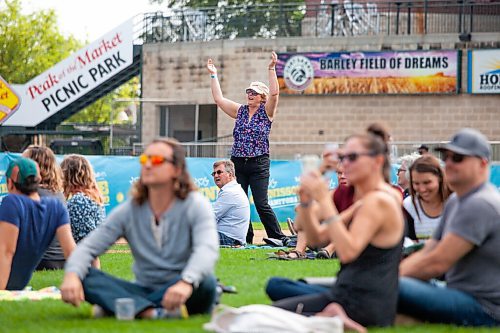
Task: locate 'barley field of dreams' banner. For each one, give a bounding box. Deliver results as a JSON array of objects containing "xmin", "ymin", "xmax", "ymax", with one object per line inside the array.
[
  {"xmin": 467, "ymin": 49, "xmax": 500, "ymax": 94},
  {"xmin": 277, "ymin": 51, "xmax": 459, "ymax": 95},
  {"xmin": 1, "ymin": 154, "xmax": 499, "ymax": 222}
]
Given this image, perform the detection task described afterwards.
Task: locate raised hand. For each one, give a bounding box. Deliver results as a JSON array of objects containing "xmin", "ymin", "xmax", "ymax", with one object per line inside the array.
[
  {"xmin": 268, "ymin": 51, "xmax": 277, "ymax": 69},
  {"xmin": 207, "ymin": 58, "xmax": 217, "ymax": 74}
]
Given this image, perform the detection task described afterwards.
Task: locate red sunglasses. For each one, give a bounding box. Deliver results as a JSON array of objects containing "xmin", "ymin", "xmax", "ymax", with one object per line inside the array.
[{"xmin": 139, "ymin": 154, "xmax": 174, "ymax": 166}]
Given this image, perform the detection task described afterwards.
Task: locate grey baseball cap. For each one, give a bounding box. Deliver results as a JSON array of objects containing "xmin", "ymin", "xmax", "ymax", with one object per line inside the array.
[{"xmin": 435, "ymin": 128, "xmax": 491, "ymax": 160}]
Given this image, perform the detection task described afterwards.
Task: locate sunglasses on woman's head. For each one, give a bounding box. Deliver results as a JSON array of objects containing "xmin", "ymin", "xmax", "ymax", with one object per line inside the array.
[
  {"xmin": 441, "ymin": 152, "xmax": 466, "ymax": 163},
  {"xmin": 211, "ymin": 170, "xmax": 225, "ymax": 177},
  {"xmin": 139, "ymin": 154, "xmax": 174, "ymax": 166},
  {"xmin": 338, "ymin": 152, "xmax": 376, "ymax": 163},
  {"xmin": 245, "ymin": 89, "xmax": 259, "ymax": 96}
]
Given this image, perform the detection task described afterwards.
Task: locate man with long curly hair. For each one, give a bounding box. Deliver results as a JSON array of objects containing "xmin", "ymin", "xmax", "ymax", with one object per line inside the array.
[{"xmin": 60, "ymin": 138, "xmax": 219, "ymax": 319}]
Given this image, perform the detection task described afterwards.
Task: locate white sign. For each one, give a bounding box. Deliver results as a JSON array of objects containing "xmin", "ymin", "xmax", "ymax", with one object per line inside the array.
[
  {"xmin": 3, "ymin": 19, "xmax": 134, "ymax": 127},
  {"xmin": 468, "ymin": 49, "xmax": 500, "ymax": 94}
]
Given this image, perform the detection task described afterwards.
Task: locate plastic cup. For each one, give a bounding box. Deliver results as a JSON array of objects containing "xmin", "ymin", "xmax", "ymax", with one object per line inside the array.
[
  {"xmin": 301, "ymin": 154, "xmax": 320, "ymax": 174},
  {"xmin": 115, "ymin": 298, "xmax": 135, "ymax": 320}
]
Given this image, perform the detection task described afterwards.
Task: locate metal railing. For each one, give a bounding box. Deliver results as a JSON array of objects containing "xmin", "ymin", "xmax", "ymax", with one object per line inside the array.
[
  {"xmin": 136, "ymin": 1, "xmax": 500, "ymax": 43},
  {"xmin": 131, "ymin": 140, "xmax": 500, "ymax": 162}
]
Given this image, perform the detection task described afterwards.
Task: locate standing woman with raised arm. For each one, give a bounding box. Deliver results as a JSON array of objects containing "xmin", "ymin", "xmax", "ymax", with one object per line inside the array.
[{"xmin": 207, "ymin": 52, "xmax": 286, "ymax": 244}]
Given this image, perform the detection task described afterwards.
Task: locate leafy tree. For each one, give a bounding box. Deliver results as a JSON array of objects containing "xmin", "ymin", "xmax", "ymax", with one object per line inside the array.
[
  {"xmin": 64, "ymin": 77, "xmax": 140, "ymax": 124},
  {"xmin": 0, "ymin": 0, "xmax": 81, "ymax": 83},
  {"xmin": 147, "ymin": 0, "xmax": 305, "ymax": 40},
  {"xmin": 0, "ymin": 0, "xmax": 139, "ymax": 126}
]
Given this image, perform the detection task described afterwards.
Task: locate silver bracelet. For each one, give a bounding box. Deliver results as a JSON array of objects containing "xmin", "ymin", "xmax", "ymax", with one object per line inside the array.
[{"xmin": 321, "ymin": 215, "xmax": 341, "ymax": 225}]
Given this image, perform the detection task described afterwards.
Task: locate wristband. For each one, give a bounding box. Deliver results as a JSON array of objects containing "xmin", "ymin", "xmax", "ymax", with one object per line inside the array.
[
  {"xmin": 211, "ymin": 74, "xmax": 217, "ymax": 79},
  {"xmin": 268, "ymin": 68, "xmax": 275, "ymax": 71},
  {"xmin": 322, "ymin": 214, "xmax": 341, "ymax": 225}
]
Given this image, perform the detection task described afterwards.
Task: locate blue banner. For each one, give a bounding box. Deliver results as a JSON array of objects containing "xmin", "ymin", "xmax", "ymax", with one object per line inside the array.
[{"xmin": 1, "ymin": 153, "xmax": 499, "ymax": 222}]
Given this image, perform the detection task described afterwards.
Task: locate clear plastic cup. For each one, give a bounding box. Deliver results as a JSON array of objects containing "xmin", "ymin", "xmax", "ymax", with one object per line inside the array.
[
  {"xmin": 301, "ymin": 154, "xmax": 320, "ymax": 174},
  {"xmin": 115, "ymin": 298, "xmax": 135, "ymax": 320}
]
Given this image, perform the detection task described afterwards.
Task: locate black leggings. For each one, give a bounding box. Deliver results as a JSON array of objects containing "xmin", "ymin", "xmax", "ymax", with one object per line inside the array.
[
  {"xmin": 273, "ymin": 291, "xmax": 332, "ymax": 316},
  {"xmin": 231, "ymin": 155, "xmax": 285, "ymax": 243}
]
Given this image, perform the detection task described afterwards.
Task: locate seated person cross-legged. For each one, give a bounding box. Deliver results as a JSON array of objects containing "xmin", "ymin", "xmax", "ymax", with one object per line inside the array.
[
  {"xmin": 60, "ymin": 138, "xmax": 219, "ymax": 319},
  {"xmin": 398, "ymin": 128, "xmax": 500, "ymax": 327},
  {"xmin": 0, "ymin": 157, "xmax": 76, "ymax": 290},
  {"xmin": 212, "ymin": 160, "xmax": 250, "ymax": 247},
  {"xmin": 272, "ymin": 126, "xmax": 404, "ymax": 331}
]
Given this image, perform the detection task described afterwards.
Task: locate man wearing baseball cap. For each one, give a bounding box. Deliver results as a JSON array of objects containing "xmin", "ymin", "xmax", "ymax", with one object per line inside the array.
[
  {"xmin": 0, "ymin": 157, "xmax": 75, "ymax": 290},
  {"xmin": 398, "ymin": 128, "xmax": 500, "ymax": 326}
]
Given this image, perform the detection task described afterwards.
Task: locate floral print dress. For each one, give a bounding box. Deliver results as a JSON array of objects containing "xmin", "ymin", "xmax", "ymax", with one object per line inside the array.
[{"xmin": 67, "ymin": 192, "xmax": 106, "ymax": 243}]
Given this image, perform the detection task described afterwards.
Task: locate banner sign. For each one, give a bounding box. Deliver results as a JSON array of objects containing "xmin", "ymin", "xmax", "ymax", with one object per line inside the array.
[
  {"xmin": 1, "ymin": 154, "xmax": 499, "ymax": 222},
  {"xmin": 0, "ymin": 75, "xmax": 21, "ymax": 125},
  {"xmin": 277, "ymin": 51, "xmax": 459, "ymax": 95},
  {"xmin": 3, "ymin": 19, "xmax": 134, "ymax": 127},
  {"xmin": 467, "ymin": 49, "xmax": 500, "ymax": 94}
]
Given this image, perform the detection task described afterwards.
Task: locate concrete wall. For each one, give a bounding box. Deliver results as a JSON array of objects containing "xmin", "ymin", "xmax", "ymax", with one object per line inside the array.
[{"xmin": 141, "ymin": 33, "xmax": 500, "ymax": 154}]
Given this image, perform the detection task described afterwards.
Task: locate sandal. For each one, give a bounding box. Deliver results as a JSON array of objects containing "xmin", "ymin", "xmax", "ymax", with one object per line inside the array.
[
  {"xmin": 284, "ymin": 250, "xmax": 306, "ymax": 260},
  {"xmin": 316, "ymin": 249, "xmax": 331, "ymax": 259},
  {"xmin": 287, "ymin": 218, "xmax": 297, "ymax": 235},
  {"xmin": 268, "ymin": 250, "xmax": 306, "ymax": 260}
]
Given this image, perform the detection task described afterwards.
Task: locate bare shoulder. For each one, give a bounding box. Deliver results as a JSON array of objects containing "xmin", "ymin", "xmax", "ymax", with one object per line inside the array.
[{"xmin": 363, "ymin": 189, "xmax": 400, "ymax": 209}]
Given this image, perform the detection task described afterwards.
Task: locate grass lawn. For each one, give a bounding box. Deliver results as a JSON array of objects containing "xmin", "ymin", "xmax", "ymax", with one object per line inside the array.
[{"xmin": 0, "ymin": 246, "xmax": 498, "ymax": 333}]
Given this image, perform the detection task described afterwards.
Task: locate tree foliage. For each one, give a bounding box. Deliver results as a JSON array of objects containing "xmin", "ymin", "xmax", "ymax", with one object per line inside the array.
[
  {"xmin": 0, "ymin": 0, "xmax": 139, "ymax": 125},
  {"xmin": 147, "ymin": 0, "xmax": 305, "ymax": 40},
  {"xmin": 0, "ymin": 0, "xmax": 81, "ymax": 83},
  {"xmin": 65, "ymin": 77, "xmax": 140, "ymax": 124}
]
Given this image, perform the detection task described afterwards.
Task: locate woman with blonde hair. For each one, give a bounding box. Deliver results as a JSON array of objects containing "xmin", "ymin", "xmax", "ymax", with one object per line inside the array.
[
  {"xmin": 61, "ymin": 155, "xmax": 105, "ymax": 268},
  {"xmin": 22, "ymin": 145, "xmax": 66, "ymax": 270}
]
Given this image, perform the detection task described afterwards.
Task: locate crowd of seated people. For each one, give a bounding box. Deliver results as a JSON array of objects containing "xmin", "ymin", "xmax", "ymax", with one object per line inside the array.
[{"xmin": 0, "ymin": 126, "xmax": 498, "ymax": 329}]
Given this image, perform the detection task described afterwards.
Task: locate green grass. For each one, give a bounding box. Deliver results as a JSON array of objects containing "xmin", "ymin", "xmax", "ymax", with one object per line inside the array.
[
  {"xmin": 0, "ymin": 247, "xmax": 498, "ymax": 333},
  {"xmin": 251, "ymin": 221, "xmax": 289, "ymax": 230}
]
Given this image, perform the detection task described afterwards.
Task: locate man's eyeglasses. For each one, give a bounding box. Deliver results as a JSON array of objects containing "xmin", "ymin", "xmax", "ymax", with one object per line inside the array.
[
  {"xmin": 441, "ymin": 152, "xmax": 467, "ymax": 163},
  {"xmin": 338, "ymin": 152, "xmax": 376, "ymax": 163},
  {"xmin": 139, "ymin": 154, "xmax": 174, "ymax": 166},
  {"xmin": 245, "ymin": 89, "xmax": 259, "ymax": 96},
  {"xmin": 397, "ymin": 168, "xmax": 406, "ymax": 173},
  {"xmin": 211, "ymin": 170, "xmax": 225, "ymax": 177}
]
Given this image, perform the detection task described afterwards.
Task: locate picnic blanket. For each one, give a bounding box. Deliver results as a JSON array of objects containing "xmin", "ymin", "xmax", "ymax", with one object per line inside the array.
[{"xmin": 0, "ymin": 286, "xmax": 60, "ymax": 301}]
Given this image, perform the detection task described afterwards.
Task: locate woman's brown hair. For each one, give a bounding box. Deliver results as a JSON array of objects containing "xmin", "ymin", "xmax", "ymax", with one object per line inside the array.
[
  {"xmin": 61, "ymin": 154, "xmax": 104, "ymax": 205},
  {"xmin": 131, "ymin": 137, "xmax": 196, "ymax": 205},
  {"xmin": 23, "ymin": 145, "xmax": 63, "ymax": 193},
  {"xmin": 348, "ymin": 122, "xmax": 392, "ymax": 183},
  {"xmin": 409, "ymin": 155, "xmax": 451, "ymax": 221}
]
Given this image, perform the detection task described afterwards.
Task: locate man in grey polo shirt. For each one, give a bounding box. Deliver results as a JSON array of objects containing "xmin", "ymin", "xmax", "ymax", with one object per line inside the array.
[
  {"xmin": 212, "ymin": 160, "xmax": 250, "ymax": 246},
  {"xmin": 398, "ymin": 128, "xmax": 500, "ymax": 326}
]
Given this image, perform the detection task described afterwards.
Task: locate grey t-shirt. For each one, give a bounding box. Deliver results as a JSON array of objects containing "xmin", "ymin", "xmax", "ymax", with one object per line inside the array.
[
  {"xmin": 433, "ymin": 182, "xmax": 500, "ymax": 321},
  {"xmin": 38, "ymin": 188, "xmax": 66, "ymax": 261}
]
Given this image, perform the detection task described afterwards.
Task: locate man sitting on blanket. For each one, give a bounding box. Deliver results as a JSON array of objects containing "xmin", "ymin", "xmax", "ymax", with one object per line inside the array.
[
  {"xmin": 212, "ymin": 160, "xmax": 250, "ymax": 246},
  {"xmin": 0, "ymin": 157, "xmax": 75, "ymax": 290}
]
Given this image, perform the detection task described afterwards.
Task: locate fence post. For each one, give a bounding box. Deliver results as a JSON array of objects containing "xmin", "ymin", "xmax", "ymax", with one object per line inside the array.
[
  {"xmin": 424, "ymin": 0, "xmax": 428, "ymax": 34},
  {"xmin": 331, "ymin": 3, "xmax": 336, "ymax": 36},
  {"xmin": 469, "ymin": 1, "xmax": 474, "ymax": 33},
  {"xmin": 407, "ymin": 2, "xmax": 412, "ymax": 34},
  {"xmin": 458, "ymin": 0, "xmax": 464, "ymax": 33},
  {"xmin": 396, "ymin": 2, "xmax": 401, "ymax": 35}
]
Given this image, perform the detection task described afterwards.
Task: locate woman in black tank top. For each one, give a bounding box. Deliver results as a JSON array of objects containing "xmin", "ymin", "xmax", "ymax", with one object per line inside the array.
[{"xmin": 275, "ymin": 124, "xmax": 404, "ymax": 330}]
